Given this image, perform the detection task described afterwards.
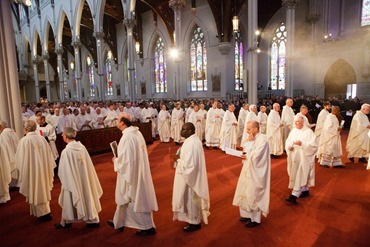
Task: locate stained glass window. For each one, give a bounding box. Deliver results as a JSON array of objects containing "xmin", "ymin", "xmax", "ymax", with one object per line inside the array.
[
  {"xmin": 190, "ymin": 25, "xmax": 207, "ymax": 91},
  {"xmin": 361, "ymin": 0, "xmax": 370, "ymax": 26},
  {"xmin": 234, "ymin": 32, "xmax": 244, "ymax": 90},
  {"xmin": 270, "ymin": 23, "xmax": 287, "ymax": 90},
  {"xmin": 154, "ymin": 37, "xmax": 167, "ymax": 93},
  {"xmin": 86, "ymin": 56, "xmax": 95, "ymax": 97},
  {"xmin": 106, "ymin": 50, "xmax": 113, "ymax": 96}
]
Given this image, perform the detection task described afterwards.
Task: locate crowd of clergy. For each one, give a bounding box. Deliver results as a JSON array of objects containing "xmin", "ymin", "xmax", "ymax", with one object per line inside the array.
[{"xmin": 0, "ymin": 95, "xmax": 369, "ymax": 233}]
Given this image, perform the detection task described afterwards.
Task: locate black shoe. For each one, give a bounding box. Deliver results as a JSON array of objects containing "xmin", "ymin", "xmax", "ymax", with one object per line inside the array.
[
  {"xmin": 359, "ymin": 158, "xmax": 367, "ymax": 163},
  {"xmin": 300, "ymin": 191, "xmax": 309, "ymax": 198},
  {"xmin": 175, "ymin": 142, "xmax": 180, "ymax": 146},
  {"xmin": 246, "ymin": 221, "xmax": 260, "ymax": 228},
  {"xmin": 271, "ymin": 154, "xmax": 279, "ymax": 159},
  {"xmin": 333, "ymin": 165, "xmax": 345, "ymax": 168},
  {"xmin": 285, "ymin": 195, "xmax": 297, "ymax": 204},
  {"xmin": 239, "ymin": 217, "xmax": 251, "ymax": 222},
  {"xmin": 349, "ymin": 157, "xmax": 355, "ymax": 163},
  {"xmin": 135, "ymin": 227, "xmax": 156, "ymax": 236},
  {"xmin": 54, "ymin": 223, "xmax": 72, "ymax": 229},
  {"xmin": 183, "ymin": 223, "xmax": 201, "ymax": 232},
  {"xmin": 106, "ymin": 220, "xmax": 124, "ymax": 232},
  {"xmin": 86, "ymin": 223, "xmax": 100, "ymax": 228},
  {"xmin": 321, "ymin": 165, "xmax": 330, "ymax": 168},
  {"xmin": 38, "ymin": 213, "xmax": 52, "ymax": 222}
]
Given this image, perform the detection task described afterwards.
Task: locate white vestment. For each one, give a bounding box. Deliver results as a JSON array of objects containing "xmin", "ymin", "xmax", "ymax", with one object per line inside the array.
[
  {"xmin": 205, "ymin": 108, "xmax": 223, "ymax": 147},
  {"xmin": 172, "ymin": 134, "xmax": 210, "ymax": 224},
  {"xmin": 233, "ymin": 133, "xmax": 270, "ymax": 223},
  {"xmin": 0, "ymin": 128, "xmax": 19, "ymax": 203},
  {"xmin": 104, "ymin": 109, "xmax": 118, "ymax": 127},
  {"xmin": 317, "ymin": 114, "xmax": 343, "ymax": 166},
  {"xmin": 266, "ymin": 110, "xmax": 284, "ymax": 155},
  {"xmin": 188, "ymin": 111, "xmax": 205, "ymax": 141},
  {"xmin": 91, "ymin": 113, "xmax": 105, "ymax": 129},
  {"xmin": 285, "ymin": 126, "xmax": 318, "ymax": 194},
  {"xmin": 123, "ymin": 107, "xmax": 135, "ymax": 121},
  {"xmin": 15, "ymin": 132, "xmax": 56, "ymax": 217},
  {"xmin": 346, "ymin": 110, "xmax": 370, "ymax": 158},
  {"xmin": 219, "ymin": 110, "xmax": 238, "ymax": 151},
  {"xmin": 281, "ymin": 105, "xmax": 295, "ymax": 144},
  {"xmin": 141, "ymin": 108, "xmax": 156, "ymax": 138},
  {"xmin": 237, "ymin": 109, "xmax": 249, "ymax": 143},
  {"xmin": 58, "ymin": 141, "xmax": 103, "ymax": 225},
  {"xmin": 57, "ymin": 115, "xmax": 77, "ymax": 134},
  {"xmin": 198, "ymin": 109, "xmax": 207, "ymax": 140},
  {"xmin": 314, "ymin": 109, "xmax": 330, "ymax": 138},
  {"xmin": 75, "ymin": 113, "xmax": 92, "ymax": 131},
  {"xmin": 37, "ymin": 123, "xmax": 59, "ymax": 160},
  {"xmin": 171, "ymin": 108, "xmax": 185, "ymax": 143},
  {"xmin": 157, "ymin": 110, "xmax": 171, "ymax": 142},
  {"xmin": 241, "ymin": 112, "xmax": 259, "ymax": 145},
  {"xmin": 113, "ymin": 126, "xmax": 158, "ymax": 230},
  {"xmin": 258, "ymin": 112, "xmax": 268, "ymax": 134}
]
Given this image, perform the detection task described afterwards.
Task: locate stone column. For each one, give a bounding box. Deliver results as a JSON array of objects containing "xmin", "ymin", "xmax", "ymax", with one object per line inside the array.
[
  {"xmin": 282, "ymin": 0, "xmax": 300, "ymax": 97},
  {"xmin": 56, "ymin": 47, "xmax": 65, "ymax": 102},
  {"xmin": 247, "ymin": 0, "xmax": 258, "ymax": 104},
  {"xmin": 169, "ymin": 0, "xmax": 186, "ymax": 100},
  {"xmin": 94, "ymin": 31, "xmax": 105, "ymax": 101},
  {"xmin": 307, "ymin": 0, "xmax": 320, "ymax": 43},
  {"xmin": 32, "ymin": 57, "xmax": 40, "ymax": 102},
  {"xmin": 72, "ymin": 40, "xmax": 82, "ymax": 101},
  {"xmin": 123, "ymin": 19, "xmax": 136, "ymax": 102},
  {"xmin": 43, "ymin": 52, "xmax": 51, "ymax": 101},
  {"xmin": 0, "ymin": 0, "xmax": 23, "ymax": 137}
]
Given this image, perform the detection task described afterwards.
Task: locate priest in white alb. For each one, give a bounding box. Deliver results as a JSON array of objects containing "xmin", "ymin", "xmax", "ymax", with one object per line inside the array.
[
  {"xmin": 281, "ymin": 98, "xmax": 295, "ymax": 144},
  {"xmin": 173, "ymin": 122, "xmax": 210, "ymax": 232},
  {"xmin": 55, "ymin": 127, "xmax": 103, "ymax": 229},
  {"xmin": 314, "ymin": 102, "xmax": 331, "ymax": 139},
  {"xmin": 317, "ymin": 106, "xmax": 344, "ymax": 168},
  {"xmin": 237, "ymin": 103, "xmax": 249, "ymax": 144},
  {"xmin": 205, "ymin": 101, "xmax": 223, "ymax": 148},
  {"xmin": 241, "ymin": 104, "xmax": 259, "ymax": 145},
  {"xmin": 15, "ymin": 120, "xmax": 56, "ymax": 221},
  {"xmin": 188, "ymin": 104, "xmax": 204, "ymax": 141},
  {"xmin": 157, "ymin": 104, "xmax": 171, "ymax": 143},
  {"xmin": 285, "ymin": 115, "xmax": 318, "ymax": 204},
  {"xmin": 346, "ymin": 103, "xmax": 370, "ymax": 164},
  {"xmin": 233, "ymin": 121, "xmax": 270, "ymax": 227},
  {"xmin": 171, "ymin": 102, "xmax": 185, "ymax": 145},
  {"xmin": 0, "ymin": 120, "xmax": 19, "ymax": 203},
  {"xmin": 266, "ymin": 103, "xmax": 284, "ymax": 157},
  {"xmin": 107, "ymin": 113, "xmax": 158, "ymax": 236},
  {"xmin": 219, "ymin": 104, "xmax": 238, "ymax": 151}
]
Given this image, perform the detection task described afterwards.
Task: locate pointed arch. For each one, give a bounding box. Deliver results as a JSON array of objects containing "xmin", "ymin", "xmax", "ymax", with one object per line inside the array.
[
  {"xmin": 43, "ymin": 19, "xmax": 54, "ymax": 51},
  {"xmin": 32, "ymin": 27, "xmax": 42, "ymax": 56},
  {"xmin": 188, "ymin": 24, "xmax": 207, "ymax": 92},
  {"xmin": 152, "ymin": 35, "xmax": 167, "ymax": 93},
  {"xmin": 270, "ymin": 22, "xmax": 287, "ymax": 90},
  {"xmin": 56, "ymin": 7, "xmax": 72, "ymax": 45},
  {"xmin": 324, "ymin": 59, "xmax": 357, "ymax": 99}
]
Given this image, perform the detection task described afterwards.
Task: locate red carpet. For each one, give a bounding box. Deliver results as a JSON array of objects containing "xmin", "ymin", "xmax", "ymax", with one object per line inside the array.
[{"xmin": 0, "ymin": 130, "xmax": 369, "ymax": 247}]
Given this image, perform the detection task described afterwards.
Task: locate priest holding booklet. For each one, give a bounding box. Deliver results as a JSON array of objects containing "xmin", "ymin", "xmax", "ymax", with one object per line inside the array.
[
  {"xmin": 233, "ymin": 120, "xmax": 271, "ymax": 228},
  {"xmin": 107, "ymin": 113, "xmax": 158, "ymax": 236}
]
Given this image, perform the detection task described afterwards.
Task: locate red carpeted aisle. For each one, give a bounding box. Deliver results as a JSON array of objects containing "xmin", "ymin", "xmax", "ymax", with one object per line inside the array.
[{"xmin": 0, "ymin": 130, "xmax": 369, "ymax": 247}]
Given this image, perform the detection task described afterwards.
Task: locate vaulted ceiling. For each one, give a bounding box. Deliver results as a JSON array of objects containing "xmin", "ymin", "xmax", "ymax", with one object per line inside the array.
[{"xmin": 12, "ymin": 0, "xmax": 283, "ymax": 70}]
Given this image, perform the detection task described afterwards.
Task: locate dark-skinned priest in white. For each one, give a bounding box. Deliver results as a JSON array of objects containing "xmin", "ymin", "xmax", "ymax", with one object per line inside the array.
[
  {"xmin": 107, "ymin": 113, "xmax": 158, "ymax": 236},
  {"xmin": 172, "ymin": 122, "xmax": 210, "ymax": 232},
  {"xmin": 15, "ymin": 120, "xmax": 56, "ymax": 222},
  {"xmin": 233, "ymin": 121, "xmax": 271, "ymax": 227},
  {"xmin": 55, "ymin": 127, "xmax": 103, "ymax": 229}
]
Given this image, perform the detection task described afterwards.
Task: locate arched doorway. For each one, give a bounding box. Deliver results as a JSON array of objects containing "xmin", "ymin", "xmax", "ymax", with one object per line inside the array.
[{"xmin": 324, "ymin": 59, "xmax": 356, "ymax": 99}]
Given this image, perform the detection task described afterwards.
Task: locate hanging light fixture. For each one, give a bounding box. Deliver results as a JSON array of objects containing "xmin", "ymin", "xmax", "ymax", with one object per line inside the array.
[{"xmin": 232, "ymin": 0, "xmax": 239, "ymax": 33}]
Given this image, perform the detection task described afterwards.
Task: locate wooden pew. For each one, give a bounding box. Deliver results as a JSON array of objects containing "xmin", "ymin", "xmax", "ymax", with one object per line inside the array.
[{"xmin": 56, "ymin": 122, "xmax": 153, "ymax": 155}]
